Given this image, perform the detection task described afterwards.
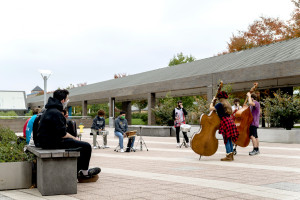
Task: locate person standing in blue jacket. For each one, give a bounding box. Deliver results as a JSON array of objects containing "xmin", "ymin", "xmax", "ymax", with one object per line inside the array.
[{"xmin": 26, "ymin": 108, "xmax": 41, "ymax": 144}]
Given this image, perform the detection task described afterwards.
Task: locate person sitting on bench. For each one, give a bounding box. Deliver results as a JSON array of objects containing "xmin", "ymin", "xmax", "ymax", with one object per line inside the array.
[{"xmin": 37, "ymin": 89, "xmax": 100, "ymax": 179}]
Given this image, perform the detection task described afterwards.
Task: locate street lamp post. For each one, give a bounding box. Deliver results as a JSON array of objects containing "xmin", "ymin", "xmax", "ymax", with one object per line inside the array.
[{"xmin": 39, "ymin": 70, "xmax": 52, "ymax": 107}]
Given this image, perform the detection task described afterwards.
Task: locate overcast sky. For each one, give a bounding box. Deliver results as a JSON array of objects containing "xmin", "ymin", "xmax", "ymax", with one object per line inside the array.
[{"xmin": 0, "ymin": 0, "xmax": 295, "ymax": 95}]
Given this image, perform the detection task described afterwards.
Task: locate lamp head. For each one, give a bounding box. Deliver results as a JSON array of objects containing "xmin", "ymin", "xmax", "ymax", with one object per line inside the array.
[{"xmin": 39, "ymin": 69, "xmax": 52, "ymax": 78}]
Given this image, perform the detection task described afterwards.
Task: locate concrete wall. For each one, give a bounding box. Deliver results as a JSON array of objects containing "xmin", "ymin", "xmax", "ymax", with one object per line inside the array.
[
  {"xmin": 0, "ymin": 161, "xmax": 32, "ymax": 190},
  {"xmin": 128, "ymin": 125, "xmax": 300, "ymax": 144},
  {"xmin": 0, "ymin": 118, "xmax": 93, "ymax": 133}
]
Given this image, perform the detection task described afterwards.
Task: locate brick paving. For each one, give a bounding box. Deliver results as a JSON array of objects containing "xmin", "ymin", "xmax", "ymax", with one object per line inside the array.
[{"xmin": 1, "ymin": 128, "xmax": 300, "ymax": 200}]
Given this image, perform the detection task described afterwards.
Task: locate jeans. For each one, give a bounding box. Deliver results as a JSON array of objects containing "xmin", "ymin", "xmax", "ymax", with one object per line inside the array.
[
  {"xmin": 115, "ymin": 131, "xmax": 135, "ymax": 149},
  {"xmin": 225, "ymin": 138, "xmax": 233, "ymax": 154}
]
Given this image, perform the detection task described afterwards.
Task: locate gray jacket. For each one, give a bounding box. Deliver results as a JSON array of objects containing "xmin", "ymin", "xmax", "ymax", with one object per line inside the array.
[
  {"xmin": 91, "ymin": 116, "xmax": 105, "ymax": 130},
  {"xmin": 114, "ymin": 117, "xmax": 128, "ymax": 133}
]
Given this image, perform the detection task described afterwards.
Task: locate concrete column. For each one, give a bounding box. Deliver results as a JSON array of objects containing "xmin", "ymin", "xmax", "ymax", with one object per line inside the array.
[
  {"xmin": 109, "ymin": 97, "xmax": 115, "ymax": 128},
  {"xmin": 122, "ymin": 101, "xmax": 132, "ymax": 125},
  {"xmin": 147, "ymin": 93, "xmax": 156, "ymax": 125},
  {"xmin": 82, "ymin": 100, "xmax": 87, "ymax": 117},
  {"xmin": 207, "ymin": 85, "xmax": 213, "ymax": 103}
]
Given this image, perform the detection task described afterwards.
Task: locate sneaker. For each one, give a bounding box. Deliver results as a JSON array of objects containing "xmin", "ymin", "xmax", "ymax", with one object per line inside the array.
[
  {"xmin": 185, "ymin": 143, "xmax": 190, "ymax": 148},
  {"xmin": 249, "ymin": 150, "xmax": 259, "ymax": 156},
  {"xmin": 88, "ymin": 167, "xmax": 101, "ymax": 176},
  {"xmin": 249, "ymin": 150, "xmax": 255, "ymax": 155},
  {"xmin": 177, "ymin": 143, "xmax": 180, "ymax": 147},
  {"xmin": 78, "ymin": 167, "xmax": 101, "ymax": 178},
  {"xmin": 120, "ymin": 149, "xmax": 124, "ymax": 153}
]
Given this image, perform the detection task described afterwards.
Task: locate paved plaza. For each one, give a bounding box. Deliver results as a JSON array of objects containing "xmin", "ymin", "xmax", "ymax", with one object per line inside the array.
[{"xmin": 1, "ymin": 128, "xmax": 300, "ymax": 200}]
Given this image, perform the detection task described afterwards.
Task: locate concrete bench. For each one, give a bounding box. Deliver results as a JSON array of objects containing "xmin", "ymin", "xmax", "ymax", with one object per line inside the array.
[{"xmin": 26, "ymin": 145, "xmax": 80, "ymax": 196}]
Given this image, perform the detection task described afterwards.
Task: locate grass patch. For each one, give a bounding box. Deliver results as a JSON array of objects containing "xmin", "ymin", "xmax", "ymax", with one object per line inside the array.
[
  {"xmin": 104, "ymin": 118, "xmax": 146, "ymax": 125},
  {"xmin": 132, "ymin": 119, "xmax": 147, "ymax": 125}
]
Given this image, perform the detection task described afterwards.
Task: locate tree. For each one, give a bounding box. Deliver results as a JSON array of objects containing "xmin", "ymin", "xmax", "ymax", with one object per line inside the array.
[
  {"xmin": 168, "ymin": 52, "xmax": 195, "ymax": 66},
  {"xmin": 225, "ymin": 17, "xmax": 288, "ymax": 53},
  {"xmin": 132, "ymin": 100, "xmax": 148, "ymax": 113},
  {"xmin": 221, "ymin": 0, "xmax": 299, "ymax": 54},
  {"xmin": 65, "ymin": 82, "xmax": 87, "ymax": 89},
  {"xmin": 286, "ymin": 0, "xmax": 300, "ymax": 38},
  {"xmin": 114, "ymin": 73, "xmax": 127, "ymax": 79},
  {"xmin": 262, "ymin": 90, "xmax": 300, "ymax": 129},
  {"xmin": 167, "ymin": 52, "xmax": 196, "ymax": 111}
]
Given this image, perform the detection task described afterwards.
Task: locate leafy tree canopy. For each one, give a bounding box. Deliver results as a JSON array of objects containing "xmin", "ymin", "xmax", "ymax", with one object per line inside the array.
[
  {"xmin": 168, "ymin": 52, "xmax": 195, "ymax": 66},
  {"xmin": 219, "ymin": 0, "xmax": 300, "ymax": 54}
]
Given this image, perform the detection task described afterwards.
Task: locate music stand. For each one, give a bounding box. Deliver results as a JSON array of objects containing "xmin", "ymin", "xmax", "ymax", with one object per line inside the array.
[
  {"xmin": 135, "ymin": 131, "xmax": 148, "ymax": 151},
  {"xmin": 179, "ymin": 125, "xmax": 191, "ymax": 148}
]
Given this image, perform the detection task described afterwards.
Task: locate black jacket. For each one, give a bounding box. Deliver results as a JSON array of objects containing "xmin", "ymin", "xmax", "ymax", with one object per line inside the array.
[{"xmin": 37, "ymin": 97, "xmax": 67, "ymax": 149}]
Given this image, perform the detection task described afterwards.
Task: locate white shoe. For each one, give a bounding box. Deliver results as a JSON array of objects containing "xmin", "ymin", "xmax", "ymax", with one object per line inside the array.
[
  {"xmin": 177, "ymin": 143, "xmax": 180, "ymax": 147},
  {"xmin": 120, "ymin": 149, "xmax": 124, "ymax": 153}
]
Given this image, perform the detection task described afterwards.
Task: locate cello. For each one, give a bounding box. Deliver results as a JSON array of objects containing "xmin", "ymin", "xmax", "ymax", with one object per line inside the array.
[
  {"xmin": 191, "ymin": 81, "xmax": 223, "ymax": 158},
  {"xmin": 233, "ymin": 82, "xmax": 258, "ymax": 148}
]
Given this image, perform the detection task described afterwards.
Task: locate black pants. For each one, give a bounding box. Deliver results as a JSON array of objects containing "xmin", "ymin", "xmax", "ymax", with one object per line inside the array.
[
  {"xmin": 175, "ymin": 127, "xmax": 189, "ymax": 143},
  {"xmin": 58, "ymin": 138, "xmax": 92, "ymax": 172},
  {"xmin": 41, "ymin": 138, "xmax": 92, "ymax": 172}
]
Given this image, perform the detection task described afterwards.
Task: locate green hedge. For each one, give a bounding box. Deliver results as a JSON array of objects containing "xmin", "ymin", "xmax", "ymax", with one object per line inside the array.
[{"xmin": 0, "ymin": 126, "xmax": 34, "ymax": 162}]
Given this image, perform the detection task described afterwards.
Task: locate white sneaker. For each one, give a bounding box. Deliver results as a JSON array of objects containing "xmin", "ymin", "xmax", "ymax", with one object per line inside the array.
[
  {"xmin": 177, "ymin": 143, "xmax": 180, "ymax": 147},
  {"xmin": 120, "ymin": 149, "xmax": 124, "ymax": 153}
]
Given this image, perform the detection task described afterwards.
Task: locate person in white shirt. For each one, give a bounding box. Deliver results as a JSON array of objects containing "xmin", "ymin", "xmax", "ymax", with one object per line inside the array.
[{"xmin": 231, "ymin": 98, "xmax": 242, "ymax": 116}]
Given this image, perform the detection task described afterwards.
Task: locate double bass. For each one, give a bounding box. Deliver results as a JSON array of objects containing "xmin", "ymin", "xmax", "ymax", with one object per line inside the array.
[
  {"xmin": 234, "ymin": 83, "xmax": 258, "ymax": 148},
  {"xmin": 191, "ymin": 81, "xmax": 223, "ymax": 158}
]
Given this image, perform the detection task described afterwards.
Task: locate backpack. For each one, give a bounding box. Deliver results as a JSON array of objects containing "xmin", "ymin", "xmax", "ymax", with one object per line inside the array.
[
  {"xmin": 66, "ymin": 120, "xmax": 77, "ymax": 137},
  {"xmin": 23, "ymin": 118, "xmax": 30, "ymax": 138},
  {"xmin": 32, "ymin": 113, "xmax": 43, "ymax": 147}
]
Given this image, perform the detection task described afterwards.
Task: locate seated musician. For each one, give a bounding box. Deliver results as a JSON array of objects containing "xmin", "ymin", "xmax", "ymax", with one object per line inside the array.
[
  {"xmin": 114, "ymin": 111, "xmax": 135, "ymax": 153},
  {"xmin": 91, "ymin": 110, "xmax": 108, "ymax": 148}
]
